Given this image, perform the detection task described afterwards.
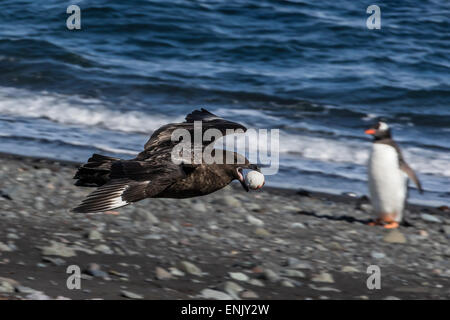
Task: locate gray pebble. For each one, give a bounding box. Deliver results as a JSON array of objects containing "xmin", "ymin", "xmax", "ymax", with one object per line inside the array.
[
  {"xmin": 87, "ymin": 230, "xmax": 103, "ymax": 241},
  {"xmin": 284, "ymin": 257, "xmax": 313, "ymax": 270},
  {"xmin": 121, "ymin": 290, "xmax": 144, "ymax": 299},
  {"xmin": 85, "ymin": 263, "xmax": 109, "ymax": 279},
  {"xmin": 281, "ymin": 279, "xmax": 295, "ymax": 287},
  {"xmin": 25, "ymin": 291, "xmax": 51, "ymax": 300},
  {"xmin": 311, "ymin": 272, "xmax": 334, "ymax": 283},
  {"xmin": 240, "ymin": 290, "xmax": 259, "ymax": 299},
  {"xmin": 169, "ymin": 267, "xmax": 185, "ymax": 277},
  {"xmin": 155, "ymin": 267, "xmax": 172, "ymax": 280},
  {"xmin": 0, "ymin": 241, "xmax": 13, "ymax": 252},
  {"xmin": 200, "ymin": 289, "xmax": 233, "ymax": 300},
  {"xmin": 15, "ymin": 286, "xmax": 39, "ymax": 294},
  {"xmin": 178, "ymin": 261, "xmax": 203, "ymax": 276},
  {"xmin": 246, "ymin": 215, "xmax": 264, "ymax": 227},
  {"xmin": 291, "ymin": 222, "xmax": 306, "ymax": 229},
  {"xmin": 261, "ymin": 269, "xmax": 280, "ymax": 282},
  {"xmin": 383, "ymin": 229, "xmax": 406, "ymax": 244},
  {"xmin": 0, "ymin": 280, "xmax": 15, "ymax": 293},
  {"xmin": 215, "ymin": 195, "xmax": 240, "ymax": 207},
  {"xmin": 191, "ymin": 202, "xmax": 207, "ymax": 213},
  {"xmin": 6, "ymin": 233, "xmax": 19, "ymax": 240},
  {"xmin": 341, "ymin": 266, "xmax": 359, "ymax": 273},
  {"xmin": 42, "ymin": 256, "xmax": 66, "ymax": 266},
  {"xmin": 229, "ymin": 272, "xmax": 249, "ymax": 282},
  {"xmin": 283, "ymin": 269, "xmax": 305, "ymax": 278},
  {"xmin": 94, "ymin": 244, "xmax": 113, "ymax": 255},
  {"xmin": 248, "ymin": 279, "xmax": 265, "ymax": 287},
  {"xmin": 254, "ymin": 228, "xmax": 271, "ymax": 237},
  {"xmin": 309, "ymin": 284, "xmax": 341, "ymax": 292},
  {"xmin": 223, "ymin": 281, "xmax": 244, "ymax": 299},
  {"xmin": 420, "ymin": 213, "xmax": 442, "ymax": 224},
  {"xmin": 371, "ymin": 251, "xmax": 386, "ymax": 259},
  {"xmin": 40, "ymin": 241, "xmax": 76, "ymax": 258}
]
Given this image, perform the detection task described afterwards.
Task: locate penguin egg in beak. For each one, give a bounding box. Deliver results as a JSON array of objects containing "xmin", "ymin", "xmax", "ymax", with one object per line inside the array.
[{"xmin": 245, "ymin": 170, "xmax": 265, "ymax": 190}]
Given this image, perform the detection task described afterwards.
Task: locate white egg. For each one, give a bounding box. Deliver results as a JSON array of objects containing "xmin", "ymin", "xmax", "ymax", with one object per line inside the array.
[{"xmin": 245, "ymin": 170, "xmax": 265, "ymax": 190}]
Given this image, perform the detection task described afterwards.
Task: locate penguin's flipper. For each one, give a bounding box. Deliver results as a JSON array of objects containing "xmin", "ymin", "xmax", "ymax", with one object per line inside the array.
[{"xmin": 400, "ymin": 161, "xmax": 423, "ymax": 194}]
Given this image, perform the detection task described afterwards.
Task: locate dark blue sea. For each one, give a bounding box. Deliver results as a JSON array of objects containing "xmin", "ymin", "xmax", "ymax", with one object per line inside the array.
[{"xmin": 0, "ymin": 0, "xmax": 448, "ymax": 205}]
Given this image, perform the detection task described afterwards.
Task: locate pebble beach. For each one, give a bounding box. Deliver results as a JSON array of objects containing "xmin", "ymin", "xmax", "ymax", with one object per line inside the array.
[{"xmin": 0, "ymin": 152, "xmax": 449, "ymax": 300}]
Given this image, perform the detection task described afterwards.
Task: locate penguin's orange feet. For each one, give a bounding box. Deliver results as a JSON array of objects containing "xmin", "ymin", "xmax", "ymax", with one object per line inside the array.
[
  {"xmin": 381, "ymin": 215, "xmax": 399, "ymax": 229},
  {"xmin": 368, "ymin": 218, "xmax": 382, "ymax": 226},
  {"xmin": 383, "ymin": 221, "xmax": 399, "ymax": 229}
]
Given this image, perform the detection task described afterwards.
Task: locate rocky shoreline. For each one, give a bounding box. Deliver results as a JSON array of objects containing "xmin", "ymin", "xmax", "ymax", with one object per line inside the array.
[{"xmin": 0, "ymin": 152, "xmax": 449, "ymax": 300}]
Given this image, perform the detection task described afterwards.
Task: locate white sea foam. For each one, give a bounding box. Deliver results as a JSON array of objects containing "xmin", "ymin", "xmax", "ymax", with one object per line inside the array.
[
  {"xmin": 91, "ymin": 144, "xmax": 139, "ymax": 156},
  {"xmin": 0, "ymin": 86, "xmax": 183, "ymax": 134},
  {"xmin": 64, "ymin": 139, "xmax": 139, "ymax": 156},
  {"xmin": 362, "ymin": 113, "xmax": 379, "ymax": 121},
  {"xmin": 221, "ymin": 131, "xmax": 369, "ymax": 165},
  {"xmin": 221, "ymin": 130, "xmax": 450, "ymax": 178},
  {"xmin": 215, "ymin": 107, "xmax": 279, "ymax": 122},
  {"xmin": 282, "ymin": 133, "xmax": 450, "ymax": 178}
]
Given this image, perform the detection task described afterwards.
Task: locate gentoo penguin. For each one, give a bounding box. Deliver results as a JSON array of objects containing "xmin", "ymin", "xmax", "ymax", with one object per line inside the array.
[
  {"xmin": 72, "ymin": 108, "xmax": 263, "ymax": 213},
  {"xmin": 365, "ymin": 121, "xmax": 423, "ymax": 228}
]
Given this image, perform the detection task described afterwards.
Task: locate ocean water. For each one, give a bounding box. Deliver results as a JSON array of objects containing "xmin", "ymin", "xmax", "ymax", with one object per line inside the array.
[{"xmin": 0, "ymin": 0, "xmax": 448, "ymax": 206}]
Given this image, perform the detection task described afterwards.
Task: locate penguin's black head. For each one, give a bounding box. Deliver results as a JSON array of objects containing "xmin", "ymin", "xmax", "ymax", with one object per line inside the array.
[{"xmin": 365, "ymin": 121, "xmax": 391, "ymax": 140}]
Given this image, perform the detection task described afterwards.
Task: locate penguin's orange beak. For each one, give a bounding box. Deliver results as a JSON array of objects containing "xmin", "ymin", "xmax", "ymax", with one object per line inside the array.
[{"xmin": 365, "ymin": 129, "xmax": 376, "ymax": 135}]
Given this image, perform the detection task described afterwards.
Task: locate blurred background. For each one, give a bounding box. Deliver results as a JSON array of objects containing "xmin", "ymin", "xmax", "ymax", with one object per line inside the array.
[{"xmin": 0, "ymin": 0, "xmax": 448, "ymax": 205}]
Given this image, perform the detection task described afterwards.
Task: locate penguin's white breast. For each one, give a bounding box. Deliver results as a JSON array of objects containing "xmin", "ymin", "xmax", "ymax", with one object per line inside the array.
[{"xmin": 368, "ymin": 143, "xmax": 407, "ymax": 218}]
